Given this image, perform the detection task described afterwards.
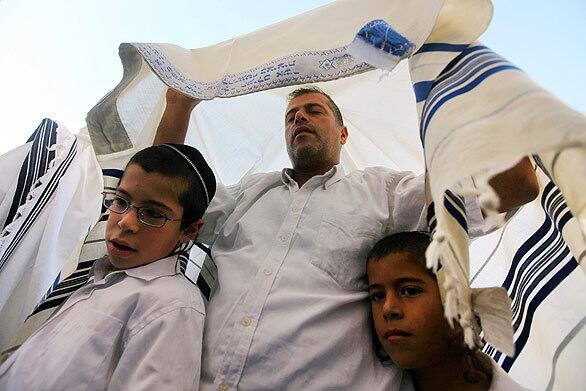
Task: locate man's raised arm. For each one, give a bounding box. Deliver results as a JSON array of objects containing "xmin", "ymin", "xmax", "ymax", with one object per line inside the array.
[
  {"xmin": 488, "ymin": 157, "xmax": 539, "ymax": 214},
  {"xmin": 153, "ymin": 89, "xmax": 201, "ymax": 145}
]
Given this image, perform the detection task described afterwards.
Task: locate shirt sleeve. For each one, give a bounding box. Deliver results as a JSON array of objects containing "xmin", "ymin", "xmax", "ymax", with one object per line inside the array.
[
  {"xmin": 198, "ymin": 181, "xmax": 241, "ymax": 245},
  {"xmin": 386, "ymin": 171, "xmax": 487, "ymax": 237},
  {"xmin": 108, "ymin": 306, "xmax": 204, "ymax": 391},
  {"xmin": 386, "ymin": 171, "xmax": 427, "ymax": 233}
]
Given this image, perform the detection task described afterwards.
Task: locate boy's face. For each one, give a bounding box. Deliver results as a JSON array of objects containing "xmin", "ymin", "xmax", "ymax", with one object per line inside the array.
[
  {"xmin": 105, "ymin": 164, "xmax": 196, "ymax": 270},
  {"xmin": 367, "ymin": 251, "xmax": 453, "ymax": 369}
]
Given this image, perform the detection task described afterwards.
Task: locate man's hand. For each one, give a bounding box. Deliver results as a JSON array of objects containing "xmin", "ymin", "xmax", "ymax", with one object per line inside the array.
[
  {"xmin": 153, "ymin": 89, "xmax": 201, "ymax": 145},
  {"xmin": 488, "ymin": 157, "xmax": 539, "ymax": 213}
]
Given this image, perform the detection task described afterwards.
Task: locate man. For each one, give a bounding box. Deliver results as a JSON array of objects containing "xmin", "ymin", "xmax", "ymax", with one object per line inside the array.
[{"xmin": 155, "ymin": 86, "xmax": 538, "ymax": 390}]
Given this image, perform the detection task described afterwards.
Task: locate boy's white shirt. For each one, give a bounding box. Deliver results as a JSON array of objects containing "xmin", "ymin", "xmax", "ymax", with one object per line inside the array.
[{"xmin": 0, "ymin": 254, "xmax": 205, "ymax": 391}]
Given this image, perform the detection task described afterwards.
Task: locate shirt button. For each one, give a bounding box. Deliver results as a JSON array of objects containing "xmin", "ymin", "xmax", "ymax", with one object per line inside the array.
[
  {"xmin": 263, "ymin": 268, "xmax": 273, "ymax": 276},
  {"xmin": 241, "ymin": 315, "xmax": 252, "ymax": 327},
  {"xmin": 292, "ymin": 206, "xmax": 301, "ymax": 213},
  {"xmin": 280, "ymin": 234, "xmax": 289, "ymax": 242},
  {"xmin": 218, "ymin": 382, "xmax": 230, "ymax": 391}
]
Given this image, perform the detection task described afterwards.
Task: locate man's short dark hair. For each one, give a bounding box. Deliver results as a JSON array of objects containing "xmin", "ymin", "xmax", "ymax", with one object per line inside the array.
[{"xmin": 287, "ymin": 86, "xmax": 344, "ymax": 126}]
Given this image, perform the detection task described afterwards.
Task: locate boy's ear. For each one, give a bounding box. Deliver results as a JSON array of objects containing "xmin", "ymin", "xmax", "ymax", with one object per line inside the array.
[{"xmin": 179, "ymin": 219, "xmax": 204, "ymax": 244}]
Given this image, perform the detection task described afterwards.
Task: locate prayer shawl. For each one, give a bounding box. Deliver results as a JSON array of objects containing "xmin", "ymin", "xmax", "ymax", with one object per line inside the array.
[
  {"xmin": 0, "ymin": 119, "xmax": 103, "ymax": 349},
  {"xmin": 401, "ymin": 1, "xmax": 586, "ymax": 384},
  {"xmin": 3, "ymin": 0, "xmax": 585, "ymax": 389}
]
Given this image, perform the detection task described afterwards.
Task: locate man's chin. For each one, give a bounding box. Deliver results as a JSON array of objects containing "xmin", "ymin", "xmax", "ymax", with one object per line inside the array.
[{"xmin": 290, "ymin": 149, "xmax": 325, "ymax": 168}]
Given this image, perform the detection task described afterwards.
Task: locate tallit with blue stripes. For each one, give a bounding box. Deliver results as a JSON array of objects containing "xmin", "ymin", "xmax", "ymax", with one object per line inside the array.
[
  {"xmin": 470, "ymin": 167, "xmax": 586, "ymax": 390},
  {"xmin": 347, "ymin": 1, "xmax": 586, "ymax": 388},
  {"xmin": 0, "ymin": 119, "xmax": 103, "ymax": 350},
  {"xmin": 407, "ymin": 1, "xmax": 586, "ymax": 361}
]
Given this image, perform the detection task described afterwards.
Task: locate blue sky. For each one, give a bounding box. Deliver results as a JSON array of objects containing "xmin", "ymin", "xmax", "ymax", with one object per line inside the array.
[{"xmin": 0, "ymin": 0, "xmax": 584, "ymax": 155}]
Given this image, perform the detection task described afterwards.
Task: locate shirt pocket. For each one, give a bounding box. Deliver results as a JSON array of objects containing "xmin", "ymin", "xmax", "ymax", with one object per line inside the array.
[
  {"xmin": 20, "ymin": 308, "xmax": 124, "ymax": 390},
  {"xmin": 310, "ymin": 213, "xmax": 383, "ymax": 291}
]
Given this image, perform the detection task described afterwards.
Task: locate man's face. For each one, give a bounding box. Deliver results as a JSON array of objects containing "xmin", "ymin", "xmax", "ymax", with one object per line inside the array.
[
  {"xmin": 284, "ymin": 92, "xmax": 348, "ymax": 171},
  {"xmin": 367, "ymin": 251, "xmax": 454, "ymax": 369}
]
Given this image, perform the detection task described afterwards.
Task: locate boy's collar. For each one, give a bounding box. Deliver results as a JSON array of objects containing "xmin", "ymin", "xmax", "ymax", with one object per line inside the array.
[{"xmin": 90, "ymin": 254, "xmax": 180, "ymax": 282}]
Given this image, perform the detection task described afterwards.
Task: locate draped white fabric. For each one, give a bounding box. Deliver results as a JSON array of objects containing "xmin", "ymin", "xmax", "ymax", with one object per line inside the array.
[
  {"xmin": 1, "ymin": 0, "xmax": 584, "ymax": 389},
  {"xmin": 0, "ymin": 121, "xmax": 103, "ymax": 349}
]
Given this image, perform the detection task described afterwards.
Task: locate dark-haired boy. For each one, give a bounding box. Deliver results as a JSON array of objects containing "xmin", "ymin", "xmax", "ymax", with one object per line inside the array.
[{"xmin": 0, "ymin": 144, "xmax": 215, "ymax": 390}]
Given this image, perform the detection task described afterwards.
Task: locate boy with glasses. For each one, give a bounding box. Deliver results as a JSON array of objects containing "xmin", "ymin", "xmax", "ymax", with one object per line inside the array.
[{"xmin": 0, "ymin": 144, "xmax": 216, "ymax": 390}]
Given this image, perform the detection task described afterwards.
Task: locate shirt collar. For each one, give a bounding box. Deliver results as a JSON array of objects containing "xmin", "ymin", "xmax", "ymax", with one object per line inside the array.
[
  {"xmin": 90, "ymin": 254, "xmax": 180, "ymax": 282},
  {"xmin": 281, "ymin": 164, "xmax": 345, "ymax": 190}
]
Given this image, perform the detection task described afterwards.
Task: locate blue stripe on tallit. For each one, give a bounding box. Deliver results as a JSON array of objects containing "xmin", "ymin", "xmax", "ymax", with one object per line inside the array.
[
  {"xmin": 426, "ymin": 202, "xmax": 437, "ymax": 234},
  {"xmin": 4, "ymin": 119, "xmax": 58, "ymax": 229},
  {"xmin": 422, "ymin": 64, "xmax": 520, "ymax": 141},
  {"xmin": 413, "ymin": 81, "xmax": 434, "ymax": 103},
  {"xmin": 483, "ymin": 182, "xmax": 578, "ymax": 370},
  {"xmin": 416, "ymin": 43, "xmax": 469, "ymax": 53},
  {"xmin": 412, "ymin": 45, "xmax": 488, "ymax": 104},
  {"xmin": 419, "ymin": 45, "xmax": 521, "ymax": 142},
  {"xmin": 102, "ymin": 168, "xmax": 124, "ymax": 179},
  {"xmin": 543, "ymin": 182, "xmax": 573, "ymax": 232},
  {"xmin": 196, "ymin": 273, "xmax": 212, "ymax": 300},
  {"xmin": 443, "ymin": 190, "xmax": 468, "ymax": 233},
  {"xmin": 432, "ymin": 45, "xmax": 490, "ymax": 86},
  {"xmin": 194, "ymin": 242, "xmax": 215, "ymax": 300},
  {"xmin": 502, "ymin": 259, "xmax": 577, "ymax": 371},
  {"xmin": 421, "ymin": 60, "xmax": 520, "ymax": 140},
  {"xmin": 0, "ymin": 137, "xmax": 78, "ymax": 270},
  {"xmin": 423, "ymin": 51, "xmax": 500, "ymax": 109},
  {"xmin": 29, "ymin": 259, "xmax": 96, "ymax": 316}
]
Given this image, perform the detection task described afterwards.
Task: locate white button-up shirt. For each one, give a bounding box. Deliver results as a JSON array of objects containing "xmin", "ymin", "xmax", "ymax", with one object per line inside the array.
[
  {"xmin": 0, "ymin": 255, "xmax": 205, "ymax": 390},
  {"xmin": 199, "ymin": 164, "xmax": 483, "ymax": 390}
]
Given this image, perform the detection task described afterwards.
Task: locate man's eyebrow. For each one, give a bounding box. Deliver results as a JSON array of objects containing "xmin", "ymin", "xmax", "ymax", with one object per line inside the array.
[
  {"xmin": 285, "ymin": 102, "xmax": 328, "ymax": 119},
  {"xmin": 307, "ymin": 102, "xmax": 326, "ymax": 108}
]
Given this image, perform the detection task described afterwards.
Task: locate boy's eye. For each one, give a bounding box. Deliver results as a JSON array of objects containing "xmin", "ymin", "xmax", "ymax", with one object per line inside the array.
[
  {"xmin": 112, "ymin": 196, "xmax": 127, "ymax": 207},
  {"xmin": 142, "ymin": 208, "xmax": 165, "ymax": 219},
  {"xmin": 369, "ymin": 291, "xmax": 386, "ymax": 302},
  {"xmin": 109, "ymin": 195, "xmax": 129, "ymax": 211},
  {"xmin": 141, "ymin": 208, "xmax": 165, "ymax": 219},
  {"xmin": 400, "ymin": 286, "xmax": 422, "ymax": 297}
]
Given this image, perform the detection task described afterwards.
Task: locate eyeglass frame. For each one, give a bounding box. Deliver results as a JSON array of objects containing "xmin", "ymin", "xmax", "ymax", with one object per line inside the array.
[{"xmin": 101, "ymin": 191, "xmax": 184, "ymax": 228}]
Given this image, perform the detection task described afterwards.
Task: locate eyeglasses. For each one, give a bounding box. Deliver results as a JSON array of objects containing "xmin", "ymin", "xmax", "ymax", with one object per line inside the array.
[{"xmin": 102, "ymin": 191, "xmax": 183, "ymax": 228}]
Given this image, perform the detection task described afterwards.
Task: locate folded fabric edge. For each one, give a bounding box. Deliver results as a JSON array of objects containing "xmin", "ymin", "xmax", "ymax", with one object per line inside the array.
[
  {"xmin": 347, "ymin": 19, "xmax": 415, "ymax": 71},
  {"xmin": 85, "ymin": 43, "xmax": 141, "ymax": 156}
]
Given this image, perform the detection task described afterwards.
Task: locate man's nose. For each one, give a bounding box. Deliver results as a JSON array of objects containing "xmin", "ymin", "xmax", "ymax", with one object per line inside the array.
[{"xmin": 294, "ymin": 109, "xmax": 308, "ymax": 124}]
